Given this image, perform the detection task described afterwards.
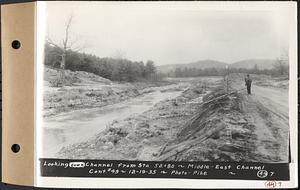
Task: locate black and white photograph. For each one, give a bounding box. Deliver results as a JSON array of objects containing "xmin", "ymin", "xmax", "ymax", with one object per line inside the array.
[{"xmin": 41, "ymin": 1, "xmax": 292, "ymax": 166}]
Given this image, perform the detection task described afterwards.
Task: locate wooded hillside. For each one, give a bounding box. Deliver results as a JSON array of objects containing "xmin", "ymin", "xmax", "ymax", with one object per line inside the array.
[{"xmin": 44, "ymin": 43, "xmax": 158, "ymax": 82}]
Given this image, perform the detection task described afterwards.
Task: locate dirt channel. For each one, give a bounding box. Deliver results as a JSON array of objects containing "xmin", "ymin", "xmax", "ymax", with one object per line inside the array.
[{"xmin": 55, "ymin": 74, "xmax": 289, "ymax": 163}]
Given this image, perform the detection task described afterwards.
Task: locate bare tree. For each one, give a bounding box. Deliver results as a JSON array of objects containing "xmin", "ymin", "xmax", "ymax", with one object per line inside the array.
[
  {"xmin": 46, "ymin": 15, "xmax": 84, "ymax": 86},
  {"xmin": 273, "ymin": 51, "xmax": 289, "ymax": 76},
  {"xmin": 111, "ymin": 49, "xmax": 127, "ymax": 60}
]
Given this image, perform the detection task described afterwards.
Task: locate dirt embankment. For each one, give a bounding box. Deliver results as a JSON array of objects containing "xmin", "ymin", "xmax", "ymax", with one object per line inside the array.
[
  {"xmin": 56, "ymin": 78, "xmax": 219, "ymax": 160},
  {"xmin": 159, "ymin": 74, "xmax": 288, "ymax": 162},
  {"xmin": 43, "ymin": 67, "xmax": 172, "ymax": 117},
  {"xmin": 57, "ymin": 74, "xmax": 288, "ymax": 163}
]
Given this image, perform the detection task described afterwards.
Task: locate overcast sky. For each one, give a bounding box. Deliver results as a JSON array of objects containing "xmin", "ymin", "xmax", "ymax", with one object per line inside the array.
[{"xmin": 45, "ymin": 2, "xmax": 292, "ymax": 65}]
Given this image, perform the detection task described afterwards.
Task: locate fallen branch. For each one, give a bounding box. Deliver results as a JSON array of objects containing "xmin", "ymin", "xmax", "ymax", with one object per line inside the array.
[{"xmin": 159, "ymin": 123, "xmax": 225, "ymax": 161}]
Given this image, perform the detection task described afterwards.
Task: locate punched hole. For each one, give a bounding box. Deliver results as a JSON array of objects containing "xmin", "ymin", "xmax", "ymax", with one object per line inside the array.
[
  {"xmin": 11, "ymin": 144, "xmax": 20, "ymax": 153},
  {"xmin": 11, "ymin": 40, "xmax": 21, "ymax": 49}
]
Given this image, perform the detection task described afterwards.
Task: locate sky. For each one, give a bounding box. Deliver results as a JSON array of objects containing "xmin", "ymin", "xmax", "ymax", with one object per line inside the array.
[{"xmin": 44, "ymin": 2, "xmax": 293, "ymax": 65}]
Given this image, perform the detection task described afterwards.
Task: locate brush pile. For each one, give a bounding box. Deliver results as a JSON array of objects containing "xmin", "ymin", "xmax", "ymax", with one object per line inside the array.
[{"xmin": 158, "ymin": 86, "xmax": 256, "ymax": 162}]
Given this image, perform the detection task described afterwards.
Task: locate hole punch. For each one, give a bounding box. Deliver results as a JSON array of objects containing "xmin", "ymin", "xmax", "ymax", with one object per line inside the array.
[
  {"xmin": 11, "ymin": 144, "xmax": 20, "ymax": 153},
  {"xmin": 11, "ymin": 40, "xmax": 21, "ymax": 49}
]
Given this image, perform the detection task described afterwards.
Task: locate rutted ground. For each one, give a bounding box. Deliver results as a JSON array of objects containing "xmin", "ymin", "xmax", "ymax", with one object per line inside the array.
[{"xmin": 231, "ymin": 74, "xmax": 289, "ymax": 162}]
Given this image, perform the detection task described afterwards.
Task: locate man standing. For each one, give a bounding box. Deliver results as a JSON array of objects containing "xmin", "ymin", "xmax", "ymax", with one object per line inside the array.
[{"xmin": 245, "ymin": 74, "xmax": 252, "ymax": 94}]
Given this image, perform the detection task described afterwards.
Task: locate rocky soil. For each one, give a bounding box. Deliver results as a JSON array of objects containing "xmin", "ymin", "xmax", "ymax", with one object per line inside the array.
[
  {"xmin": 55, "ymin": 73, "xmax": 289, "ymax": 163},
  {"xmin": 56, "ymin": 78, "xmax": 222, "ymax": 160},
  {"xmin": 43, "ymin": 67, "xmax": 172, "ymax": 117}
]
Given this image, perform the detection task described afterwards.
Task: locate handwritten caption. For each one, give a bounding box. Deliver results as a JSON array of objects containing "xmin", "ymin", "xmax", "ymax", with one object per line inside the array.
[{"xmin": 264, "ymin": 181, "xmax": 282, "ymax": 188}]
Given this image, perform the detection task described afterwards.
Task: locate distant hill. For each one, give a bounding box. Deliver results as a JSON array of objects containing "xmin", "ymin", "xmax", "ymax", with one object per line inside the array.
[
  {"xmin": 157, "ymin": 59, "xmax": 228, "ymax": 73},
  {"xmin": 157, "ymin": 59, "xmax": 278, "ymax": 73},
  {"xmin": 230, "ymin": 59, "xmax": 277, "ymax": 70}
]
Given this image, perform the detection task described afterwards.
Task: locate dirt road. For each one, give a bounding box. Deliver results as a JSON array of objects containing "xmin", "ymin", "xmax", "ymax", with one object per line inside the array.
[
  {"xmin": 251, "ymin": 85, "xmax": 288, "ymax": 119},
  {"xmin": 231, "ymin": 75, "xmax": 289, "ymax": 162}
]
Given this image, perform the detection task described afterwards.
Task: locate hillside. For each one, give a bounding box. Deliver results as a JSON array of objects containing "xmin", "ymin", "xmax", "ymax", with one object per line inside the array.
[
  {"xmin": 157, "ymin": 60, "xmax": 227, "ymax": 73},
  {"xmin": 157, "ymin": 59, "xmax": 278, "ymax": 73},
  {"xmin": 44, "ymin": 67, "xmax": 112, "ymax": 86},
  {"xmin": 230, "ymin": 59, "xmax": 277, "ymax": 70}
]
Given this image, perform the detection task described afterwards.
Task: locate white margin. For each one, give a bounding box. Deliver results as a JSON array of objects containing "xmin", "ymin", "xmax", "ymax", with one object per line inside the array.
[{"xmin": 35, "ymin": 1, "xmax": 46, "ymax": 187}]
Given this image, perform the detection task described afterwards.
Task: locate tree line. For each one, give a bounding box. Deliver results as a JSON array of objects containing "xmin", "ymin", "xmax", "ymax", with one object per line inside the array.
[
  {"xmin": 44, "ymin": 43, "xmax": 157, "ymax": 82},
  {"xmin": 167, "ymin": 62, "xmax": 289, "ymax": 78},
  {"xmin": 46, "ymin": 16, "xmax": 289, "ymax": 84},
  {"xmin": 45, "ymin": 42, "xmax": 289, "ymax": 82}
]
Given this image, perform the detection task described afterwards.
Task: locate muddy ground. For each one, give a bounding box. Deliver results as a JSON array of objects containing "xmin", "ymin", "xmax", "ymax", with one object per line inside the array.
[
  {"xmin": 56, "ymin": 73, "xmax": 289, "ymax": 163},
  {"xmin": 55, "ymin": 77, "xmax": 220, "ymax": 159}
]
